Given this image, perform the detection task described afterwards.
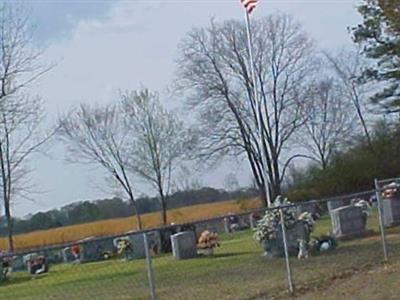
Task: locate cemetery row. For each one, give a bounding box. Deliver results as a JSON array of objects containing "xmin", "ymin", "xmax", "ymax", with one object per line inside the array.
[{"xmin": 1, "ymin": 179, "xmax": 399, "ymax": 283}]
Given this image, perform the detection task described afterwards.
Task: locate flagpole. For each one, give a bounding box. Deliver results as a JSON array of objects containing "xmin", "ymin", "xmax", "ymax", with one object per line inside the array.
[{"xmin": 244, "ymin": 10, "xmax": 271, "ymax": 207}]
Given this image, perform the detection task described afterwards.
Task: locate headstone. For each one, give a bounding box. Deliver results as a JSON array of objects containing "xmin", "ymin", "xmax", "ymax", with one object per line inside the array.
[
  {"xmin": 43, "ymin": 249, "xmax": 63, "ymax": 264},
  {"xmin": 223, "ymin": 217, "xmax": 230, "ymax": 233},
  {"xmin": 12, "ymin": 255, "xmax": 25, "ymax": 271},
  {"xmin": 382, "ymin": 199, "xmax": 400, "ymax": 227},
  {"xmin": 249, "ymin": 213, "xmax": 256, "ymax": 230},
  {"xmin": 331, "ymin": 205, "xmax": 366, "ymax": 238},
  {"xmin": 171, "ymin": 231, "xmax": 197, "ymax": 260},
  {"xmin": 25, "ymin": 254, "xmax": 49, "ymax": 275},
  {"xmin": 146, "ymin": 231, "xmax": 162, "ymax": 255},
  {"xmin": 159, "ymin": 226, "xmax": 178, "ymax": 253},
  {"xmin": 0, "ymin": 256, "xmax": 11, "ymax": 281},
  {"xmin": 297, "ymin": 201, "xmax": 318, "ymax": 216},
  {"xmin": 61, "ymin": 247, "xmax": 75, "ymax": 263},
  {"xmin": 327, "ymin": 199, "xmax": 348, "ymax": 214},
  {"xmin": 195, "ymin": 219, "xmax": 225, "ymax": 235},
  {"xmin": 127, "ymin": 234, "xmax": 145, "ymax": 259},
  {"xmin": 80, "ymin": 237, "xmax": 115, "ymax": 262},
  {"xmin": 249, "ymin": 212, "xmax": 263, "ymax": 230},
  {"xmin": 263, "ymin": 222, "xmax": 306, "ymax": 257}
]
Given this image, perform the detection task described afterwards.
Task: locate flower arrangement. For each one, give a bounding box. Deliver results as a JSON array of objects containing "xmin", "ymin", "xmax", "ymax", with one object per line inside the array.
[
  {"xmin": 117, "ymin": 238, "xmax": 133, "ymax": 255},
  {"xmin": 197, "ymin": 230, "xmax": 220, "ymax": 255},
  {"xmin": 254, "ymin": 196, "xmax": 314, "ymax": 243},
  {"xmin": 382, "ymin": 182, "xmax": 400, "ymax": 199},
  {"xmin": 352, "ymin": 198, "xmax": 371, "ymax": 216},
  {"xmin": 0, "ymin": 254, "xmax": 12, "ymax": 281},
  {"xmin": 254, "ymin": 196, "xmax": 316, "ymax": 258}
]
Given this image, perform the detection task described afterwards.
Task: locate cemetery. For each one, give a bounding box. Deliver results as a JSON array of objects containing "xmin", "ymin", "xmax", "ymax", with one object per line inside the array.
[{"xmin": 0, "ymin": 186, "xmax": 399, "ymax": 299}]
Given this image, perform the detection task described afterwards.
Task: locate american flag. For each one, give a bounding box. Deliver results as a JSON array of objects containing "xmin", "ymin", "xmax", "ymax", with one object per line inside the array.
[{"xmin": 241, "ymin": 0, "xmax": 258, "ymax": 14}]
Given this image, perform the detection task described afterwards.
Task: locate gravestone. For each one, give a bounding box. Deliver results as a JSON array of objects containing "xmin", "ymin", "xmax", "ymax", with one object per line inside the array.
[
  {"xmin": 331, "ymin": 205, "xmax": 366, "ymax": 238},
  {"xmin": 327, "ymin": 199, "xmax": 348, "ymax": 214},
  {"xmin": 0, "ymin": 256, "xmax": 12, "ymax": 281},
  {"xmin": 223, "ymin": 214, "xmax": 240, "ymax": 233},
  {"xmin": 61, "ymin": 247, "xmax": 75, "ymax": 263},
  {"xmin": 80, "ymin": 237, "xmax": 115, "ymax": 262},
  {"xmin": 128, "ymin": 234, "xmax": 146, "ymax": 259},
  {"xmin": 171, "ymin": 231, "xmax": 197, "ymax": 260},
  {"xmin": 12, "ymin": 255, "xmax": 25, "ymax": 271},
  {"xmin": 195, "ymin": 219, "xmax": 225, "ymax": 235},
  {"xmin": 223, "ymin": 217, "xmax": 230, "ymax": 233},
  {"xmin": 43, "ymin": 249, "xmax": 63, "ymax": 264},
  {"xmin": 146, "ymin": 231, "xmax": 162, "ymax": 255},
  {"xmin": 0, "ymin": 262, "xmax": 4, "ymax": 282},
  {"xmin": 249, "ymin": 212, "xmax": 263, "ymax": 230},
  {"xmin": 382, "ymin": 199, "xmax": 400, "ymax": 227},
  {"xmin": 297, "ymin": 201, "xmax": 318, "ymax": 216},
  {"xmin": 263, "ymin": 222, "xmax": 306, "ymax": 257},
  {"xmin": 159, "ymin": 226, "xmax": 178, "ymax": 253}
]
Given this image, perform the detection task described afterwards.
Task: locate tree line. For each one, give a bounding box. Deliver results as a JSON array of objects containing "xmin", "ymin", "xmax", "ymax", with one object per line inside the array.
[
  {"xmin": 0, "ymin": 0, "xmax": 398, "ymax": 251},
  {"xmin": 0, "ymin": 187, "xmax": 257, "ymax": 236}
]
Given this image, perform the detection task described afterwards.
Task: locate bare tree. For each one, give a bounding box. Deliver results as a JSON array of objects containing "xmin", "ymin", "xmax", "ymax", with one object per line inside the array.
[
  {"xmin": 173, "ymin": 165, "xmax": 203, "ymax": 193},
  {"xmin": 176, "ymin": 14, "xmax": 315, "ymax": 205},
  {"xmin": 58, "ymin": 104, "xmax": 143, "ymax": 230},
  {"xmin": 0, "ymin": 4, "xmax": 53, "ymax": 251},
  {"xmin": 325, "ymin": 48, "xmax": 374, "ymax": 150},
  {"xmin": 300, "ymin": 79, "xmax": 356, "ymax": 169},
  {"xmin": 121, "ymin": 89, "xmax": 188, "ymax": 225}
]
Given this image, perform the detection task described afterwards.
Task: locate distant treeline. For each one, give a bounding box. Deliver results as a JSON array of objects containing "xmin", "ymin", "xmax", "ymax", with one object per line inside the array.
[
  {"xmin": 0, "ymin": 187, "xmax": 258, "ymax": 236},
  {"xmin": 287, "ymin": 121, "xmax": 400, "ymax": 202}
]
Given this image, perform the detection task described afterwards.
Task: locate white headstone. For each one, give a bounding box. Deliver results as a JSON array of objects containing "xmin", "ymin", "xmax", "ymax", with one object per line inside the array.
[
  {"xmin": 331, "ymin": 205, "xmax": 366, "ymax": 238},
  {"xmin": 382, "ymin": 198, "xmax": 400, "ymax": 227},
  {"xmin": 171, "ymin": 231, "xmax": 197, "ymax": 260}
]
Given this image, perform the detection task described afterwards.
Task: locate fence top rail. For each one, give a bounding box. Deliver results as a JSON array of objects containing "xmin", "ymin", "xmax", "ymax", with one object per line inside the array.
[{"xmin": 376, "ymin": 177, "xmax": 400, "ymax": 185}]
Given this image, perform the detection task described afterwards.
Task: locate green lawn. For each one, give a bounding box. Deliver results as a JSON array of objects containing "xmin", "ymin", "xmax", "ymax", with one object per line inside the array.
[{"xmin": 1, "ymin": 211, "xmax": 400, "ymax": 300}]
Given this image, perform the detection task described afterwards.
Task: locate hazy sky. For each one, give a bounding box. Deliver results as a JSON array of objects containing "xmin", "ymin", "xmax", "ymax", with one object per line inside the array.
[{"xmin": 10, "ymin": 0, "xmax": 361, "ymax": 217}]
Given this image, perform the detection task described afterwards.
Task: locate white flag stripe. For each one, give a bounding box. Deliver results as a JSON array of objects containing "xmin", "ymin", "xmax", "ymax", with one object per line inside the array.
[{"xmin": 241, "ymin": 0, "xmax": 258, "ymax": 14}]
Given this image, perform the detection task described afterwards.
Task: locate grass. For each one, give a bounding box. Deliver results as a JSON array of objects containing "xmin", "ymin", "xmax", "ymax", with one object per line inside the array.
[
  {"xmin": 0, "ymin": 198, "xmax": 262, "ymax": 251},
  {"xmin": 1, "ymin": 211, "xmax": 400, "ymax": 300}
]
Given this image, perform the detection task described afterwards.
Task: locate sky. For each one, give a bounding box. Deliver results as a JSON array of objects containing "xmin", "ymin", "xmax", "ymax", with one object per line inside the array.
[{"xmin": 8, "ymin": 0, "xmax": 362, "ymax": 217}]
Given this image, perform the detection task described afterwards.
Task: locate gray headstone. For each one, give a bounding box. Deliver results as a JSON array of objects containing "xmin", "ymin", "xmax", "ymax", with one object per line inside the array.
[
  {"xmin": 327, "ymin": 199, "xmax": 348, "ymax": 213},
  {"xmin": 11, "ymin": 255, "xmax": 25, "ymax": 271},
  {"xmin": 223, "ymin": 217, "xmax": 230, "ymax": 233},
  {"xmin": 61, "ymin": 247, "xmax": 75, "ymax": 263},
  {"xmin": 128, "ymin": 234, "xmax": 146, "ymax": 259},
  {"xmin": 297, "ymin": 201, "xmax": 318, "ymax": 215},
  {"xmin": 80, "ymin": 237, "xmax": 115, "ymax": 262},
  {"xmin": 171, "ymin": 231, "xmax": 197, "ymax": 260},
  {"xmin": 43, "ymin": 249, "xmax": 63, "ymax": 264},
  {"xmin": 382, "ymin": 199, "xmax": 400, "ymax": 227},
  {"xmin": 249, "ymin": 213, "xmax": 256, "ymax": 230},
  {"xmin": 195, "ymin": 219, "xmax": 225, "ymax": 235},
  {"xmin": 263, "ymin": 222, "xmax": 306, "ymax": 257},
  {"xmin": 331, "ymin": 205, "xmax": 366, "ymax": 238}
]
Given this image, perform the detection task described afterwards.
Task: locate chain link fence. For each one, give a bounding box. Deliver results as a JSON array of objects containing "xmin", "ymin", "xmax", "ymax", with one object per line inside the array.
[{"xmin": 0, "ymin": 178, "xmax": 399, "ymax": 299}]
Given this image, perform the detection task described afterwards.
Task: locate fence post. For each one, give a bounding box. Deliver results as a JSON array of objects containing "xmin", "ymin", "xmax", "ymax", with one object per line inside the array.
[
  {"xmin": 374, "ymin": 178, "xmax": 388, "ymax": 263},
  {"xmin": 143, "ymin": 233, "xmax": 157, "ymax": 300},
  {"xmin": 279, "ymin": 208, "xmax": 294, "ymax": 295}
]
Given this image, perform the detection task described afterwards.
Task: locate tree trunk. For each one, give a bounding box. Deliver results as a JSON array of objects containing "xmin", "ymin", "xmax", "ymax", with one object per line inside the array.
[
  {"xmin": 158, "ymin": 184, "xmax": 167, "ymax": 225},
  {"xmin": 129, "ymin": 194, "xmax": 142, "ymax": 230},
  {"xmin": 160, "ymin": 195, "xmax": 167, "ymax": 226},
  {"xmin": 4, "ymin": 200, "xmax": 14, "ymax": 252}
]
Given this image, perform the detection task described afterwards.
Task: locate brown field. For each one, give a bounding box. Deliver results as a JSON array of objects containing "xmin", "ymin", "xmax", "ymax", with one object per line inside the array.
[{"xmin": 0, "ymin": 197, "xmax": 262, "ymax": 251}]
